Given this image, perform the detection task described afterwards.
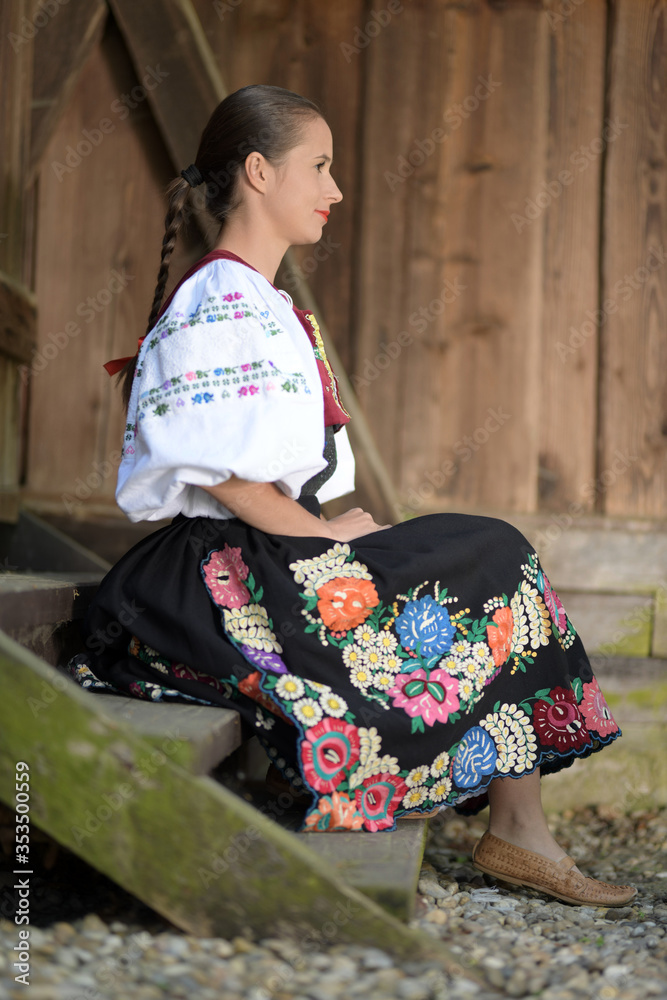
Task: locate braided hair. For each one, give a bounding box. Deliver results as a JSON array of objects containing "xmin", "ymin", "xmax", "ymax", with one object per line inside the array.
[{"xmin": 118, "ymin": 84, "xmax": 324, "ymax": 409}]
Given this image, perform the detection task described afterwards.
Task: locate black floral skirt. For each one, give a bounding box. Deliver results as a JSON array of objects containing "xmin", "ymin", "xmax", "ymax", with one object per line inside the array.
[{"xmin": 68, "ymin": 495, "xmax": 621, "ymax": 832}]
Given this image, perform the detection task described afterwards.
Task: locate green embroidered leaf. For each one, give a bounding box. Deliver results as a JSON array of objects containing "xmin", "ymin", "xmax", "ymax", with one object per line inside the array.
[
  {"xmin": 426, "ymin": 682, "xmax": 446, "ymax": 703},
  {"xmin": 246, "ymin": 572, "xmax": 256, "ymax": 592},
  {"xmin": 534, "ymin": 688, "xmax": 552, "ymax": 699},
  {"xmin": 411, "ymin": 716, "xmax": 425, "ymax": 734},
  {"xmin": 404, "ymin": 679, "xmax": 426, "ymax": 698},
  {"xmin": 571, "ymin": 677, "xmax": 583, "ymax": 702},
  {"xmin": 304, "ymin": 622, "xmax": 320, "ymax": 633},
  {"xmin": 493, "ymin": 700, "xmax": 501, "ymax": 712},
  {"xmin": 255, "ymin": 586, "xmax": 264, "ymax": 602}
]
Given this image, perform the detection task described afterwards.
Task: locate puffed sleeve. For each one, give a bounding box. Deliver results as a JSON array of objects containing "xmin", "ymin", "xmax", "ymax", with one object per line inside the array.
[{"xmin": 115, "ymin": 260, "xmax": 330, "ymax": 521}]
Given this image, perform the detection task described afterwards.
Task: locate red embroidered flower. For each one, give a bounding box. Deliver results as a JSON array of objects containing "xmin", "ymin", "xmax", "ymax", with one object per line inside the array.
[
  {"xmin": 355, "ymin": 774, "xmax": 408, "ymax": 832},
  {"xmin": 300, "ymin": 717, "xmax": 360, "ymax": 793},
  {"xmin": 238, "ymin": 671, "xmax": 292, "ymax": 724},
  {"xmin": 533, "ymin": 686, "xmax": 591, "ymax": 750},
  {"xmin": 201, "ymin": 544, "xmax": 250, "ymax": 609},
  {"xmin": 580, "ymin": 677, "xmax": 619, "ymax": 736},
  {"xmin": 486, "ymin": 606, "xmax": 514, "ymax": 666},
  {"xmin": 316, "ymin": 576, "xmax": 379, "ymax": 631},
  {"xmin": 172, "ymin": 663, "xmax": 223, "ymax": 690}
]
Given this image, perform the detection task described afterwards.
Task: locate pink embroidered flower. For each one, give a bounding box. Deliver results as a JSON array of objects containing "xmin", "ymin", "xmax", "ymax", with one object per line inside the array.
[
  {"xmin": 185, "ymin": 371, "xmax": 196, "ymax": 381},
  {"xmin": 234, "ymin": 292, "xmax": 243, "ymax": 299},
  {"xmin": 355, "ymin": 774, "xmax": 407, "ymax": 831},
  {"xmin": 301, "ymin": 717, "xmax": 360, "ymax": 793},
  {"xmin": 223, "ymin": 293, "xmax": 234, "ymax": 301},
  {"xmin": 580, "ymin": 677, "xmax": 619, "ymax": 736},
  {"xmin": 241, "ymin": 364, "xmax": 252, "ymax": 371},
  {"xmin": 543, "ymin": 575, "xmax": 567, "ymax": 634},
  {"xmin": 305, "ymin": 792, "xmax": 364, "ymax": 831},
  {"xmin": 238, "ymin": 386, "xmax": 248, "ymax": 396},
  {"xmin": 234, "ymin": 310, "xmax": 244, "ymax": 319},
  {"xmin": 201, "ymin": 544, "xmax": 250, "ymax": 608},
  {"xmin": 249, "ymin": 385, "xmax": 259, "ymax": 395},
  {"xmin": 388, "ymin": 668, "xmax": 460, "ymax": 726}
]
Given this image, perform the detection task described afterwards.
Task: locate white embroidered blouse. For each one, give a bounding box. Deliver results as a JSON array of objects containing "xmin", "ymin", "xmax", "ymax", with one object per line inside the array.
[{"xmin": 115, "ymin": 258, "xmax": 356, "ymax": 521}]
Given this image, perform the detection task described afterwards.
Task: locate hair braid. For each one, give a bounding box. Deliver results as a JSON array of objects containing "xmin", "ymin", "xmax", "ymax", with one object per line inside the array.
[{"xmin": 118, "ymin": 177, "xmax": 191, "ymax": 410}]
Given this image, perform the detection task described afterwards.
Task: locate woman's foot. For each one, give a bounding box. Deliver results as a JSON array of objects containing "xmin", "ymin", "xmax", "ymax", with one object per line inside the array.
[{"xmin": 472, "ymin": 830, "xmax": 637, "ymax": 906}]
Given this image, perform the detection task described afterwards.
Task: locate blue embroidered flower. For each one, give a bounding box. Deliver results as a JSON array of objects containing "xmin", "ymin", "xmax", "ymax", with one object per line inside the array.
[
  {"xmin": 395, "ymin": 595, "xmax": 455, "ymax": 656},
  {"xmin": 192, "ymin": 394, "xmax": 203, "ymax": 404},
  {"xmin": 206, "ymin": 315, "xmax": 216, "ymax": 322},
  {"xmin": 452, "ymin": 727, "xmax": 497, "ymax": 789},
  {"xmin": 203, "ymin": 392, "xmax": 214, "ymax": 403}
]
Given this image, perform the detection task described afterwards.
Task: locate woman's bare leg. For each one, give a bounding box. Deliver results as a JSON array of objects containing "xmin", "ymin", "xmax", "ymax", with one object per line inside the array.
[{"xmin": 486, "ymin": 767, "xmax": 582, "ymax": 872}]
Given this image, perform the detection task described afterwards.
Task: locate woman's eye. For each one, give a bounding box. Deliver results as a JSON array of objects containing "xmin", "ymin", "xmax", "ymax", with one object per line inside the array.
[{"xmin": 316, "ymin": 162, "xmax": 326, "ymax": 171}]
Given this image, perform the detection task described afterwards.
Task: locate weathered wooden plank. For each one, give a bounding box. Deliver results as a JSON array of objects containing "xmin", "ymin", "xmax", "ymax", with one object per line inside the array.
[
  {"xmin": 556, "ymin": 589, "xmax": 653, "ymax": 657},
  {"xmin": 0, "ymin": 630, "xmax": 480, "ymax": 977},
  {"xmin": 28, "ymin": 0, "xmax": 108, "ymax": 179},
  {"xmin": 92, "ymin": 693, "xmax": 243, "ymax": 776},
  {"xmin": 26, "ymin": 21, "xmax": 196, "ymax": 510},
  {"xmin": 0, "ymin": 575, "xmax": 101, "ymax": 633},
  {"xmin": 600, "ymin": 0, "xmax": 667, "ymax": 517},
  {"xmin": 0, "ymin": 0, "xmax": 34, "ymax": 523},
  {"xmin": 0, "ymin": 271, "xmax": 36, "ymax": 363},
  {"xmin": 539, "ymin": 0, "xmax": 606, "ymax": 511},
  {"xmin": 298, "ymin": 820, "xmax": 428, "ymax": 921}
]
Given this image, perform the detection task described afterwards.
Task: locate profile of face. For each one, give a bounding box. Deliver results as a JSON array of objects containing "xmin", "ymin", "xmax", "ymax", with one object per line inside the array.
[{"xmin": 241, "ymin": 115, "xmax": 344, "ymax": 247}]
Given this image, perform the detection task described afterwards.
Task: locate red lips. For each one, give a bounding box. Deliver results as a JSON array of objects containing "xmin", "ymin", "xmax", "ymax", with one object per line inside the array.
[{"xmin": 315, "ymin": 210, "xmax": 329, "ymax": 220}]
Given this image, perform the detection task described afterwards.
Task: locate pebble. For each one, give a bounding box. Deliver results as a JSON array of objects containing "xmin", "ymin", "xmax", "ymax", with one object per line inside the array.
[{"xmin": 1, "ymin": 805, "xmax": 667, "ymax": 999}]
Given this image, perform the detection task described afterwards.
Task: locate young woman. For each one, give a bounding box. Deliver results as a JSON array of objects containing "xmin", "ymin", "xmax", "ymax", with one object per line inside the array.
[{"xmin": 68, "ymin": 84, "xmax": 636, "ymax": 907}]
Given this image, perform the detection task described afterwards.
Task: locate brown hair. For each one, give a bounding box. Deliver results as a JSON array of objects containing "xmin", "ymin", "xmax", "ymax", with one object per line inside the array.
[{"xmin": 118, "ymin": 84, "xmax": 324, "ymax": 408}]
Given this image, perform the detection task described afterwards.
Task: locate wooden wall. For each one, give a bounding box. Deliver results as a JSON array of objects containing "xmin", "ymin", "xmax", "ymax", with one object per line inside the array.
[{"xmin": 13, "ymin": 0, "xmax": 667, "ymax": 522}]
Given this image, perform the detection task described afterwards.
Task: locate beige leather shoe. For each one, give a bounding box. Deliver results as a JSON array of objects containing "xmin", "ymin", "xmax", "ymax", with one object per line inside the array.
[{"xmin": 472, "ymin": 831, "xmax": 638, "ymax": 906}]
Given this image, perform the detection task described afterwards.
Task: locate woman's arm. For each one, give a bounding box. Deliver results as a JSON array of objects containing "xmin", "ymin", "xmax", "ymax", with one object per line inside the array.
[{"xmin": 199, "ymin": 476, "xmax": 390, "ymax": 541}]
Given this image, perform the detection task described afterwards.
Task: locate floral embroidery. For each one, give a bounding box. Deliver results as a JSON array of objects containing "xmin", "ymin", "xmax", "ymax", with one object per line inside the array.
[
  {"xmin": 304, "ymin": 312, "xmax": 351, "ymax": 418},
  {"xmin": 532, "ymin": 686, "xmax": 591, "ymax": 751},
  {"xmin": 304, "ymin": 792, "xmax": 364, "ymax": 831},
  {"xmin": 388, "ymin": 668, "xmax": 460, "ymax": 727},
  {"xmin": 580, "ymin": 677, "xmax": 618, "ymax": 736},
  {"xmin": 202, "ymin": 544, "xmax": 250, "ymax": 609},
  {"xmin": 452, "ymin": 727, "xmax": 498, "ymax": 788},
  {"xmin": 300, "ymin": 718, "xmax": 361, "ymax": 792}
]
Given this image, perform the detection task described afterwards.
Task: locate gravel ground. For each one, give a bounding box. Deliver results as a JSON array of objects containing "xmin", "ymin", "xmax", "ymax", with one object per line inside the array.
[{"xmin": 1, "ymin": 804, "xmax": 666, "ymax": 1000}]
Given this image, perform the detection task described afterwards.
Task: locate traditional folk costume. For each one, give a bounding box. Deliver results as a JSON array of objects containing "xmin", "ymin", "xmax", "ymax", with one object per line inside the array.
[{"xmin": 68, "ymin": 249, "xmax": 621, "ymax": 833}]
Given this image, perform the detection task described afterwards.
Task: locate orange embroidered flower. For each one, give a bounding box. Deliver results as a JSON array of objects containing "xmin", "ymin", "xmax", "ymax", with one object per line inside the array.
[
  {"xmin": 316, "ymin": 577, "xmax": 379, "ymax": 631},
  {"xmin": 486, "ymin": 606, "xmax": 514, "ymax": 666},
  {"xmin": 304, "ymin": 791, "xmax": 365, "ymax": 831},
  {"xmin": 238, "ymin": 671, "xmax": 292, "ymax": 724}
]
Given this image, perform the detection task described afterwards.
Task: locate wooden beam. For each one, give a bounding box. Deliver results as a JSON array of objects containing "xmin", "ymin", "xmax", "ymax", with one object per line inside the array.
[
  {"xmin": 0, "ymin": 629, "xmax": 481, "ymax": 980},
  {"xmin": 28, "ymin": 0, "xmax": 108, "ymax": 181},
  {"xmin": 0, "ymin": 270, "xmax": 36, "ymax": 364}
]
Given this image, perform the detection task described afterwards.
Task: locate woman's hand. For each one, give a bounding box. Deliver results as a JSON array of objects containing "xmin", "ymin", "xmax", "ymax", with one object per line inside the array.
[{"xmin": 324, "ymin": 507, "xmax": 393, "ymax": 541}]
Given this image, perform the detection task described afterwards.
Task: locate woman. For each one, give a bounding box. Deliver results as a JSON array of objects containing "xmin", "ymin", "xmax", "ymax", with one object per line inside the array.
[{"xmin": 69, "ymin": 84, "xmax": 636, "ymax": 907}]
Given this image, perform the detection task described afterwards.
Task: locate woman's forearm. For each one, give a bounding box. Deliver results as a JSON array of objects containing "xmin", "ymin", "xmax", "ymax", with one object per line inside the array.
[{"xmin": 199, "ymin": 475, "xmax": 334, "ymax": 538}]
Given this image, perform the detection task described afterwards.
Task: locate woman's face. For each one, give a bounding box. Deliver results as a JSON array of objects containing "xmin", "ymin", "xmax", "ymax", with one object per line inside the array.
[{"xmin": 260, "ymin": 115, "xmax": 343, "ymax": 246}]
